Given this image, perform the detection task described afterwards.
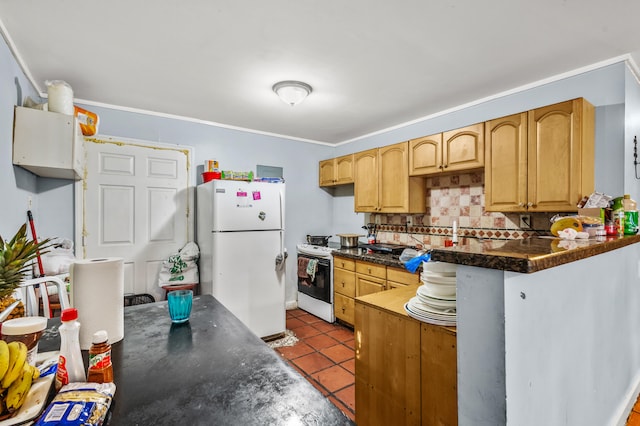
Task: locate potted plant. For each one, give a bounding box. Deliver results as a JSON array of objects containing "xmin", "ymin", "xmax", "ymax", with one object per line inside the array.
[{"xmin": 0, "ymin": 224, "xmax": 50, "ymax": 319}]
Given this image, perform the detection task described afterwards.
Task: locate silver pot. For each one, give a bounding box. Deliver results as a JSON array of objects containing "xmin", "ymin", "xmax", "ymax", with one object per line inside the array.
[{"xmin": 336, "ymin": 234, "xmax": 363, "ymax": 248}]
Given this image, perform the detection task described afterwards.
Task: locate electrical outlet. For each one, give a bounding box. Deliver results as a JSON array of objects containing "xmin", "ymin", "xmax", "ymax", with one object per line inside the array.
[
  {"xmin": 406, "ymin": 216, "xmax": 413, "ymax": 227},
  {"xmin": 519, "ymin": 214, "xmax": 532, "ymax": 229}
]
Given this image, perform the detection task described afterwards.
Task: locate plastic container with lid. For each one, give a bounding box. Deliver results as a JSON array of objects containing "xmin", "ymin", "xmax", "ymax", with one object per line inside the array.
[
  {"xmin": 1, "ymin": 316, "xmax": 47, "ymax": 365},
  {"xmin": 55, "ymin": 308, "xmax": 86, "ymax": 390},
  {"xmin": 87, "ymin": 330, "xmax": 113, "ymax": 384}
]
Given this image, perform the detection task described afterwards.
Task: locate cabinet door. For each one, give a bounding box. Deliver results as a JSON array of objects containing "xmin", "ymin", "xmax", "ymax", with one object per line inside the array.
[
  {"xmin": 527, "ymin": 98, "xmax": 594, "ymax": 212},
  {"xmin": 387, "ymin": 267, "xmax": 420, "ymax": 286},
  {"xmin": 335, "ymin": 154, "xmax": 354, "ymax": 184},
  {"xmin": 335, "ymin": 293, "xmax": 355, "ymax": 325},
  {"xmin": 379, "ymin": 142, "xmax": 410, "ymax": 212},
  {"xmin": 334, "ymin": 267, "xmax": 356, "ymax": 297},
  {"xmin": 442, "ymin": 123, "xmax": 485, "ymax": 172},
  {"xmin": 355, "ymin": 303, "xmax": 421, "ymax": 426},
  {"xmin": 319, "ymin": 159, "xmax": 336, "ymax": 186},
  {"xmin": 356, "ymin": 274, "xmax": 386, "ymax": 297},
  {"xmin": 421, "ymin": 324, "xmax": 458, "ymax": 426},
  {"xmin": 409, "ymin": 134, "xmax": 442, "ymax": 176},
  {"xmin": 354, "ymin": 148, "xmax": 379, "ymax": 212},
  {"xmin": 484, "ymin": 113, "xmax": 528, "ymax": 212}
]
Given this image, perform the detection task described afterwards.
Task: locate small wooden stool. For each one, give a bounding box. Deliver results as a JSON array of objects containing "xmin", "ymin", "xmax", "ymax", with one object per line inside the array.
[{"xmin": 161, "ymin": 283, "xmax": 198, "ymax": 300}]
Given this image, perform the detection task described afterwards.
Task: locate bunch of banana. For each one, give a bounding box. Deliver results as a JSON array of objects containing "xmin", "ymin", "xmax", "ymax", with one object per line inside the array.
[{"xmin": 0, "ymin": 340, "xmax": 40, "ymax": 416}]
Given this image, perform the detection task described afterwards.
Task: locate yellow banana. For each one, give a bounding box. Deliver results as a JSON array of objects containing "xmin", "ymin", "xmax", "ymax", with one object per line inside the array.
[
  {"xmin": 28, "ymin": 363, "xmax": 39, "ymax": 381},
  {"xmin": 0, "ymin": 341, "xmax": 10, "ymax": 382},
  {"xmin": 5, "ymin": 364, "xmax": 32, "ymax": 413},
  {"xmin": 1, "ymin": 341, "xmax": 27, "ymax": 389}
]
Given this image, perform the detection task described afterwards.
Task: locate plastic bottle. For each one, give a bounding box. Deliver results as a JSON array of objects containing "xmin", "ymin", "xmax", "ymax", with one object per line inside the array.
[
  {"xmin": 55, "ymin": 308, "xmax": 86, "ymax": 390},
  {"xmin": 623, "ymin": 194, "xmax": 638, "ymax": 235},
  {"xmin": 612, "ymin": 197, "xmax": 625, "ymax": 237},
  {"xmin": 87, "ymin": 330, "xmax": 114, "ymax": 383}
]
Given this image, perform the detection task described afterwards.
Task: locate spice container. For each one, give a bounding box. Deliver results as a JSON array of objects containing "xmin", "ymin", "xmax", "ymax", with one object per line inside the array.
[{"xmin": 87, "ymin": 330, "xmax": 113, "ymax": 383}]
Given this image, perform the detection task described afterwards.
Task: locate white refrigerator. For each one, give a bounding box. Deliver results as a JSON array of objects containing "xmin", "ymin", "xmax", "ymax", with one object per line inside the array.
[{"xmin": 197, "ymin": 180, "xmax": 286, "ymax": 339}]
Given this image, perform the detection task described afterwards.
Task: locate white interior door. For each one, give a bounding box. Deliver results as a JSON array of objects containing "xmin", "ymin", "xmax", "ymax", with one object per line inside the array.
[{"xmin": 76, "ymin": 137, "xmax": 193, "ymax": 302}]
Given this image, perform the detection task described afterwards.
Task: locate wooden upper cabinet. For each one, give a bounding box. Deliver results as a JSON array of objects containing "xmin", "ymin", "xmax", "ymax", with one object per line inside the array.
[
  {"xmin": 355, "ymin": 142, "xmax": 426, "ymax": 213},
  {"xmin": 354, "ymin": 148, "xmax": 379, "ymax": 211},
  {"xmin": 485, "ymin": 112, "xmax": 528, "ymax": 212},
  {"xmin": 409, "ymin": 133, "xmax": 442, "ymax": 175},
  {"xmin": 443, "ymin": 123, "xmax": 484, "ymax": 172},
  {"xmin": 527, "ymin": 98, "xmax": 594, "ymax": 212},
  {"xmin": 379, "ymin": 142, "xmax": 410, "ymax": 212},
  {"xmin": 485, "ymin": 98, "xmax": 595, "ymax": 212},
  {"xmin": 319, "ymin": 154, "xmax": 354, "ymax": 187},
  {"xmin": 409, "ymin": 123, "xmax": 484, "ymax": 176},
  {"xmin": 319, "ymin": 159, "xmax": 336, "ymax": 186}
]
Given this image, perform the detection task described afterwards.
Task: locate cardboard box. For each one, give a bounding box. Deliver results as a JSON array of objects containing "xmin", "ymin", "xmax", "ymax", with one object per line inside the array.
[{"xmin": 578, "ymin": 208, "xmax": 605, "ymax": 220}]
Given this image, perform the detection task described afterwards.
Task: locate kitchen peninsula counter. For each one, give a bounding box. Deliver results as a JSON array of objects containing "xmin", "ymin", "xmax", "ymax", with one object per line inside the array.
[
  {"xmin": 430, "ymin": 234, "xmax": 640, "ymax": 273},
  {"xmin": 39, "ymin": 295, "xmax": 353, "ymax": 425}
]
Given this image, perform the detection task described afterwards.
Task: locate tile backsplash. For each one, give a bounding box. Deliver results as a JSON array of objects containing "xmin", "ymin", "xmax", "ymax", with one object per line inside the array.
[{"xmin": 372, "ymin": 171, "xmax": 557, "ymax": 247}]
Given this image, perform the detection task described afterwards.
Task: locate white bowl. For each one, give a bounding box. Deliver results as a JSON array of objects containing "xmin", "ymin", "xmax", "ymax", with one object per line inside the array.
[{"xmin": 423, "ymin": 261, "xmax": 457, "ymax": 276}]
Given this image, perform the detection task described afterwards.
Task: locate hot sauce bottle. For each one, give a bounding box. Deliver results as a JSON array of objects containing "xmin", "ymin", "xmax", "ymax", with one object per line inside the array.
[{"xmin": 87, "ymin": 330, "xmax": 114, "ymax": 383}]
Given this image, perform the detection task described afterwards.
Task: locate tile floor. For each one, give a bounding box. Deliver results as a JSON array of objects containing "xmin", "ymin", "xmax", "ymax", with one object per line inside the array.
[
  {"xmin": 275, "ymin": 308, "xmax": 356, "ymax": 423},
  {"xmin": 628, "ymin": 396, "xmax": 640, "ymax": 425},
  {"xmin": 279, "ymin": 308, "xmax": 640, "ymax": 425}
]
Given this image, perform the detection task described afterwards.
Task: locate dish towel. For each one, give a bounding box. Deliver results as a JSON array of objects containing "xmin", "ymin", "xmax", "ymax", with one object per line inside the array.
[
  {"xmin": 306, "ymin": 259, "xmax": 318, "ymax": 282},
  {"xmin": 297, "ymin": 257, "xmax": 310, "ymax": 279}
]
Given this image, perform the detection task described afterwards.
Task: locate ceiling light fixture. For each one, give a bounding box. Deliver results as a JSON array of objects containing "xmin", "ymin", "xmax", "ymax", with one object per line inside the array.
[{"xmin": 272, "ymin": 80, "xmax": 312, "ymax": 106}]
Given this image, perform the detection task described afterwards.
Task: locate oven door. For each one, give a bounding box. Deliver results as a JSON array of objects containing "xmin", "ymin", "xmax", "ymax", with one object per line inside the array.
[{"xmin": 297, "ymin": 255, "xmax": 332, "ymax": 303}]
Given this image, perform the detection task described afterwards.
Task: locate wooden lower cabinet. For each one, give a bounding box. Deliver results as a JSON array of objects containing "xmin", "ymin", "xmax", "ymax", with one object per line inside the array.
[
  {"xmin": 421, "ymin": 324, "xmax": 458, "ymax": 426},
  {"xmin": 334, "ymin": 256, "xmax": 420, "ymax": 326},
  {"xmin": 355, "ymin": 302, "xmax": 421, "ymax": 425},
  {"xmin": 356, "ymin": 287, "xmax": 458, "ymax": 426}
]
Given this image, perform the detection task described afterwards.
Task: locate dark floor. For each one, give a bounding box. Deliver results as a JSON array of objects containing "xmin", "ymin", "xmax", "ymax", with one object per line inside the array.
[{"xmin": 274, "ymin": 309, "xmax": 356, "ymax": 423}]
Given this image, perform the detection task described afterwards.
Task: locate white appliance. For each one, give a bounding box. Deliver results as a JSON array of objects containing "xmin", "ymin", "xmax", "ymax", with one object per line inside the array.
[
  {"xmin": 296, "ymin": 243, "xmax": 336, "ymax": 323},
  {"xmin": 197, "ymin": 180, "xmax": 286, "ymax": 339}
]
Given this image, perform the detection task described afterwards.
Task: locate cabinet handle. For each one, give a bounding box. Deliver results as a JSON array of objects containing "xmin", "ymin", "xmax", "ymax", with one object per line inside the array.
[
  {"xmin": 527, "ymin": 202, "xmax": 534, "ymax": 207},
  {"xmin": 368, "ymin": 268, "xmax": 372, "ymax": 273},
  {"xmin": 342, "ymin": 307, "xmax": 346, "ymax": 313},
  {"xmin": 443, "ymin": 163, "xmax": 448, "ymax": 168},
  {"xmin": 518, "ymin": 202, "xmax": 525, "ymax": 207},
  {"xmin": 341, "ymin": 281, "xmax": 345, "ymax": 287}
]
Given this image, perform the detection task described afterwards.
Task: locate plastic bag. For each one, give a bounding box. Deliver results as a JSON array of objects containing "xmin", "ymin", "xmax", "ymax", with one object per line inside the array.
[
  {"xmin": 41, "ymin": 237, "xmax": 76, "ymax": 275},
  {"xmin": 403, "ymin": 250, "xmax": 431, "ymax": 273},
  {"xmin": 158, "ymin": 242, "xmax": 200, "ymax": 287},
  {"xmin": 35, "ymin": 382, "xmax": 115, "ymax": 426}
]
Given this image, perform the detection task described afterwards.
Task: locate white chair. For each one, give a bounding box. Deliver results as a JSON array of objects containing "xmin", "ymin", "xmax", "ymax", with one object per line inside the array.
[{"xmin": 19, "ymin": 275, "xmax": 70, "ymax": 319}]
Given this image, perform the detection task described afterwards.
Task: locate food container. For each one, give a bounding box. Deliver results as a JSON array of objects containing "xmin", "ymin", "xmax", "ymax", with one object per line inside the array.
[
  {"xmin": 306, "ymin": 235, "xmax": 331, "ymax": 246},
  {"xmin": 1, "ymin": 316, "xmax": 47, "ymax": 365},
  {"xmin": 336, "ymin": 234, "xmax": 363, "ymax": 248}
]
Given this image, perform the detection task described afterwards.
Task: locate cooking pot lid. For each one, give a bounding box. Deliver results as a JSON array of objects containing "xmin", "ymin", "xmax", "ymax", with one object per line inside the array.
[{"xmin": 336, "ymin": 234, "xmax": 364, "ymax": 237}]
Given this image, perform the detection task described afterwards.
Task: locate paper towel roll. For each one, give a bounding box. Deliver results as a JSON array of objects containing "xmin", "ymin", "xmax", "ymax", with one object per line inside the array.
[{"xmin": 69, "ymin": 258, "xmax": 124, "ymax": 350}]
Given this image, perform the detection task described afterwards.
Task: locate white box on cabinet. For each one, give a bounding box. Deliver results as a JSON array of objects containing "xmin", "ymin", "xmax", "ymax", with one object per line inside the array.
[{"xmin": 12, "ymin": 106, "xmax": 83, "ymax": 180}]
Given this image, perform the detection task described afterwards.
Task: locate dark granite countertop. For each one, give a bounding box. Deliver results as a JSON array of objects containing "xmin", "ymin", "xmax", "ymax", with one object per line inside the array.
[
  {"xmin": 332, "ymin": 247, "xmax": 407, "ymax": 268},
  {"xmin": 39, "ymin": 295, "xmax": 353, "ymax": 425},
  {"xmin": 331, "ymin": 235, "xmax": 640, "ymax": 274},
  {"xmin": 430, "ymin": 234, "xmax": 640, "ymax": 273}
]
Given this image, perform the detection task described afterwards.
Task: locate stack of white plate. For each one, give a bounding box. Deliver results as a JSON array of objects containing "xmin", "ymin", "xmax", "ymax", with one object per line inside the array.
[{"xmin": 404, "ymin": 261, "xmax": 457, "ymax": 326}]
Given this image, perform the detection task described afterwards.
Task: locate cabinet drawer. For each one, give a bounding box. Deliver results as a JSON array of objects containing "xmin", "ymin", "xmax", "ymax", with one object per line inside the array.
[
  {"xmin": 356, "ymin": 261, "xmax": 386, "ymax": 279},
  {"xmin": 334, "ymin": 268, "xmax": 356, "ymax": 297},
  {"xmin": 334, "ymin": 256, "xmax": 356, "ymax": 271},
  {"xmin": 335, "ymin": 293, "xmax": 355, "ymax": 325},
  {"xmin": 387, "ymin": 267, "xmax": 420, "ymax": 286},
  {"xmin": 356, "ymin": 274, "xmax": 386, "ymax": 297}
]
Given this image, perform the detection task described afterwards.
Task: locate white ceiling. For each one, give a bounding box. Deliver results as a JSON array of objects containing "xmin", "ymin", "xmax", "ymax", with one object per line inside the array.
[{"xmin": 1, "ymin": 1, "xmax": 639, "ymax": 145}]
